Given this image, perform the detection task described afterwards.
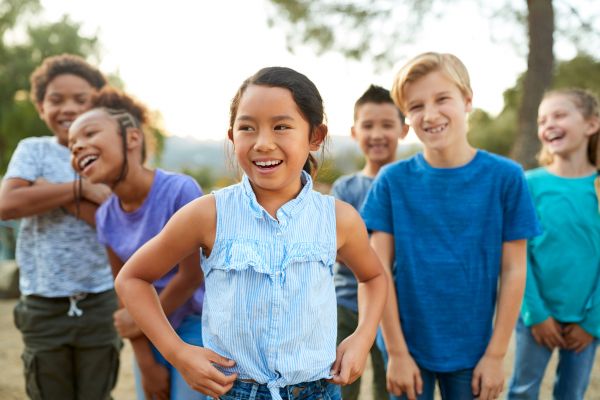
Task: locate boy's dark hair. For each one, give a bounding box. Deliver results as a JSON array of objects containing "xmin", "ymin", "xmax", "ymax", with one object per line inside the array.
[
  {"xmin": 30, "ymin": 54, "xmax": 107, "ymax": 104},
  {"xmin": 354, "ymin": 84, "xmax": 405, "ymax": 124},
  {"xmin": 229, "ymin": 66, "xmax": 327, "ymax": 177}
]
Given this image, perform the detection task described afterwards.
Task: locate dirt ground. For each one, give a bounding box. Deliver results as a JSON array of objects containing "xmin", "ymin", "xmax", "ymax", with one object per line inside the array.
[{"xmin": 0, "ymin": 298, "xmax": 598, "ymax": 400}]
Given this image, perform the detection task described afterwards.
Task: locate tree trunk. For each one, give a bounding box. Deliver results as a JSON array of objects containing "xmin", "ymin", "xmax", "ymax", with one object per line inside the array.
[{"xmin": 511, "ymin": 0, "xmax": 554, "ymax": 169}]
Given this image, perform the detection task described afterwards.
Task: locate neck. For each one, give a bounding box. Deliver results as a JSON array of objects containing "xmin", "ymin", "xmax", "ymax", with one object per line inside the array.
[
  {"xmin": 251, "ymin": 176, "xmax": 303, "ymax": 219},
  {"xmin": 547, "ymin": 149, "xmax": 595, "ymax": 177},
  {"xmin": 361, "ymin": 160, "xmax": 385, "ymax": 178},
  {"xmin": 113, "ymin": 165, "xmax": 155, "ymax": 212},
  {"xmin": 424, "ymin": 144, "xmax": 476, "ymax": 168}
]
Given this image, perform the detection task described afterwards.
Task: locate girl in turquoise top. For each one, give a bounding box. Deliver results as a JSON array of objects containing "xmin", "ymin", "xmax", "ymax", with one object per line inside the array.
[
  {"xmin": 508, "ymin": 88, "xmax": 600, "ymax": 400},
  {"xmin": 113, "ymin": 67, "xmax": 388, "ymax": 400}
]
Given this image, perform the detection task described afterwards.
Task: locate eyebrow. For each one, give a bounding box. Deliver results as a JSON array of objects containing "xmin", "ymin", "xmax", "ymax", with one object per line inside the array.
[{"xmin": 236, "ymin": 115, "xmax": 295, "ymax": 122}]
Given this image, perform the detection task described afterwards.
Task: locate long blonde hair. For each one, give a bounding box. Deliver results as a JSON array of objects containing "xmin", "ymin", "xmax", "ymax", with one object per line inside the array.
[{"xmin": 537, "ymin": 88, "xmax": 600, "ymax": 211}]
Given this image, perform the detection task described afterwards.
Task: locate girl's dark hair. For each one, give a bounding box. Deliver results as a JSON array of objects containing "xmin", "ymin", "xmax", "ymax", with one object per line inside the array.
[
  {"xmin": 91, "ymin": 87, "xmax": 152, "ymax": 185},
  {"xmin": 30, "ymin": 54, "xmax": 106, "ymax": 103},
  {"xmin": 229, "ymin": 66, "xmax": 327, "ymax": 177}
]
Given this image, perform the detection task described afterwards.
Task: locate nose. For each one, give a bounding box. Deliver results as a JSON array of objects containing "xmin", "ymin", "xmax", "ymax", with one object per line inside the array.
[
  {"xmin": 423, "ymin": 103, "xmax": 439, "ymax": 122},
  {"xmin": 61, "ymin": 99, "xmax": 83, "ymax": 115},
  {"xmin": 253, "ymin": 130, "xmax": 276, "ymax": 152}
]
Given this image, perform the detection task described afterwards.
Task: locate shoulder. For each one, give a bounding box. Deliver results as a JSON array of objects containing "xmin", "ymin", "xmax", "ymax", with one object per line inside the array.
[
  {"xmin": 155, "ymin": 169, "xmax": 203, "ymax": 198},
  {"xmin": 524, "ymin": 167, "xmax": 547, "ymax": 181},
  {"xmin": 335, "ymin": 199, "xmax": 363, "ymax": 230},
  {"xmin": 379, "ymin": 156, "xmax": 419, "ymax": 179}
]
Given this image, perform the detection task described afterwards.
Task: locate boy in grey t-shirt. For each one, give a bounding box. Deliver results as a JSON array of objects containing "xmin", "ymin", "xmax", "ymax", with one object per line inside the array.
[
  {"xmin": 0, "ymin": 54, "xmax": 120, "ymax": 400},
  {"xmin": 331, "ymin": 85, "xmax": 408, "ymax": 400}
]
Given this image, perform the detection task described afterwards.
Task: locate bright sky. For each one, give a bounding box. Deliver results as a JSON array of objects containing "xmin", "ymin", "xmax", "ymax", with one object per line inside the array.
[{"xmin": 37, "ymin": 0, "xmax": 580, "ymax": 142}]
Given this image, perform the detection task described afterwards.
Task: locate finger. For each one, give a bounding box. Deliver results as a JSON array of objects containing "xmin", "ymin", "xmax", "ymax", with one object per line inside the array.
[
  {"xmin": 196, "ymin": 378, "xmax": 235, "ymax": 398},
  {"xmin": 206, "ymin": 367, "xmax": 238, "ymax": 387},
  {"xmin": 207, "ymin": 350, "xmax": 236, "ymax": 368},
  {"xmin": 471, "ymin": 372, "xmax": 481, "ymax": 396},
  {"xmin": 531, "ymin": 331, "xmax": 543, "ymax": 346},
  {"xmin": 330, "ymin": 355, "xmax": 342, "ymax": 377},
  {"xmin": 479, "ymin": 383, "xmax": 490, "ymax": 400},
  {"xmin": 405, "ymin": 384, "xmax": 417, "ymax": 400},
  {"xmin": 413, "ymin": 370, "xmax": 423, "ymax": 395},
  {"xmin": 552, "ymin": 331, "xmax": 566, "ymax": 348}
]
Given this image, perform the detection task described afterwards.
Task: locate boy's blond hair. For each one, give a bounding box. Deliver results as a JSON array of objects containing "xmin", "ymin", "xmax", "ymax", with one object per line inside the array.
[{"xmin": 391, "ymin": 52, "xmax": 473, "ymax": 114}]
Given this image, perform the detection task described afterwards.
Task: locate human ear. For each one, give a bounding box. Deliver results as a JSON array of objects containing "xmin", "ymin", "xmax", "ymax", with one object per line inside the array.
[
  {"xmin": 350, "ymin": 126, "xmax": 357, "ymax": 140},
  {"xmin": 400, "ymin": 123, "xmax": 409, "ymax": 139},
  {"xmin": 125, "ymin": 127, "xmax": 143, "ymax": 151},
  {"xmin": 585, "ymin": 116, "xmax": 600, "ymax": 137},
  {"xmin": 310, "ymin": 124, "xmax": 328, "ymax": 151},
  {"xmin": 464, "ymin": 96, "xmax": 473, "ymax": 112},
  {"xmin": 227, "ymin": 128, "xmax": 234, "ymax": 143},
  {"xmin": 34, "ymin": 102, "xmax": 44, "ymax": 118}
]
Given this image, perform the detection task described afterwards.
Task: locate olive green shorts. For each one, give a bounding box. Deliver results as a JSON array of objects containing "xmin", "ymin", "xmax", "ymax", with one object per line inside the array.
[{"xmin": 14, "ymin": 289, "xmax": 122, "ymax": 400}]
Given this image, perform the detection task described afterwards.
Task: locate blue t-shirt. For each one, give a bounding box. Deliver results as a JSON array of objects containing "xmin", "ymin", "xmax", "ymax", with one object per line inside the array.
[
  {"xmin": 96, "ymin": 168, "xmax": 204, "ymax": 329},
  {"xmin": 331, "ymin": 173, "xmax": 374, "ymax": 312},
  {"xmin": 361, "ymin": 150, "xmax": 541, "ymax": 372}
]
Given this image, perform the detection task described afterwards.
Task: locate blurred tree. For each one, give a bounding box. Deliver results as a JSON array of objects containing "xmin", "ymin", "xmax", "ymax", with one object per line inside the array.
[
  {"xmin": 469, "ymin": 53, "xmax": 600, "ymax": 157},
  {"xmin": 266, "ymin": 0, "xmax": 599, "ymax": 168},
  {"xmin": 0, "ymin": 4, "xmax": 166, "ymax": 173}
]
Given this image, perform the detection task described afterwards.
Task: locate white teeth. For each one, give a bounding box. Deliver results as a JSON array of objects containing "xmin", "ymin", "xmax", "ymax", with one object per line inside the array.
[
  {"xmin": 254, "ymin": 160, "xmax": 282, "ymax": 167},
  {"xmin": 61, "ymin": 121, "xmax": 73, "ymax": 128},
  {"xmin": 546, "ymin": 131, "xmax": 564, "ymax": 142},
  {"xmin": 426, "ymin": 124, "xmax": 446, "ymax": 134},
  {"xmin": 78, "ymin": 155, "xmax": 98, "ymax": 170}
]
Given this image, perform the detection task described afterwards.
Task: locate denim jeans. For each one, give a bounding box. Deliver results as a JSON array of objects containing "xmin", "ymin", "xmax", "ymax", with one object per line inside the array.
[
  {"xmin": 378, "ymin": 336, "xmax": 475, "ymax": 400},
  {"xmin": 216, "ymin": 379, "xmax": 341, "ymax": 400},
  {"xmin": 507, "ymin": 318, "xmax": 598, "ymax": 400},
  {"xmin": 134, "ymin": 313, "xmax": 207, "ymax": 400}
]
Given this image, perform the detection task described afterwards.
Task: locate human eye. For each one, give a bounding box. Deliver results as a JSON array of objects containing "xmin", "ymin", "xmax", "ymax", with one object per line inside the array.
[
  {"xmin": 76, "ymin": 95, "xmax": 90, "ymax": 105},
  {"xmin": 236, "ymin": 124, "xmax": 255, "ymax": 132},
  {"xmin": 408, "ymin": 104, "xmax": 422, "ymax": 113},
  {"xmin": 361, "ymin": 122, "xmax": 373, "ymax": 130},
  {"xmin": 274, "ymin": 124, "xmax": 291, "ymax": 131}
]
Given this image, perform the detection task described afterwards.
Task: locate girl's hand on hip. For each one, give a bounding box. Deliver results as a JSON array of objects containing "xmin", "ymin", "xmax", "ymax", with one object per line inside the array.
[
  {"xmin": 385, "ymin": 352, "xmax": 422, "ymax": 400},
  {"xmin": 563, "ymin": 324, "xmax": 594, "ymax": 353},
  {"xmin": 531, "ymin": 317, "xmax": 566, "ymax": 349},
  {"xmin": 472, "ymin": 353, "xmax": 504, "ymax": 400},
  {"xmin": 113, "ymin": 308, "xmax": 143, "ymax": 339},
  {"xmin": 139, "ymin": 359, "xmax": 170, "ymax": 400},
  {"xmin": 329, "ymin": 333, "xmax": 370, "ymax": 386},
  {"xmin": 173, "ymin": 344, "xmax": 237, "ymax": 398}
]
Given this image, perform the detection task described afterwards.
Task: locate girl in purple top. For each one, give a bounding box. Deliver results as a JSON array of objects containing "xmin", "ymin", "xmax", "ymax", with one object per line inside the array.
[{"xmin": 68, "ymin": 87, "xmax": 206, "ymax": 400}]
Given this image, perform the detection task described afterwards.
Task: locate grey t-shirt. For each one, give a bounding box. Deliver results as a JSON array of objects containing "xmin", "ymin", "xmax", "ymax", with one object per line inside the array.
[
  {"xmin": 331, "ymin": 173, "xmax": 374, "ymax": 312},
  {"xmin": 4, "ymin": 136, "xmax": 113, "ymax": 297}
]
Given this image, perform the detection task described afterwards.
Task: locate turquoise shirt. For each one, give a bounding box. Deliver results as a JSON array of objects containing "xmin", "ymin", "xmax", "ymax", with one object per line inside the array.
[
  {"xmin": 522, "ymin": 168, "xmax": 600, "ymax": 338},
  {"xmin": 201, "ymin": 172, "xmax": 337, "ymax": 400}
]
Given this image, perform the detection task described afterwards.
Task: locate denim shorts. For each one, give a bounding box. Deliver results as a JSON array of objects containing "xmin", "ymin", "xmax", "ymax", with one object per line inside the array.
[{"xmin": 217, "ymin": 379, "xmax": 341, "ymax": 400}]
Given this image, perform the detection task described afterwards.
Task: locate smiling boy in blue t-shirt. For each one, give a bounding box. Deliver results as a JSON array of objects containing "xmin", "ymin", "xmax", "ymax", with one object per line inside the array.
[{"xmin": 362, "ymin": 52, "xmax": 541, "ymax": 400}]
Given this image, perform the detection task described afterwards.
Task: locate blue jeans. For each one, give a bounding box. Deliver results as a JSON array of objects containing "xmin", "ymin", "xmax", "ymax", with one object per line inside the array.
[
  {"xmin": 216, "ymin": 379, "xmax": 341, "ymax": 400},
  {"xmin": 378, "ymin": 336, "xmax": 475, "ymax": 400},
  {"xmin": 507, "ymin": 318, "xmax": 598, "ymax": 400},
  {"xmin": 134, "ymin": 313, "xmax": 207, "ymax": 400}
]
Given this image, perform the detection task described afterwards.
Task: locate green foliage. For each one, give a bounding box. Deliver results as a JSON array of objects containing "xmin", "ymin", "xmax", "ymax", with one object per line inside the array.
[
  {"xmin": 181, "ymin": 166, "xmax": 216, "ymax": 192},
  {"xmin": 0, "ymin": 7, "xmax": 168, "ymax": 175},
  {"xmin": 315, "ymin": 158, "xmax": 343, "ymax": 185},
  {"xmin": 468, "ymin": 54, "xmax": 600, "ymax": 155}
]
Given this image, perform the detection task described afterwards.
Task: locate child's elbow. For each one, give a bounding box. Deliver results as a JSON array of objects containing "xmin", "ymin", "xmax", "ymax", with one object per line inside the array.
[{"xmin": 0, "ymin": 202, "xmax": 18, "ymax": 221}]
